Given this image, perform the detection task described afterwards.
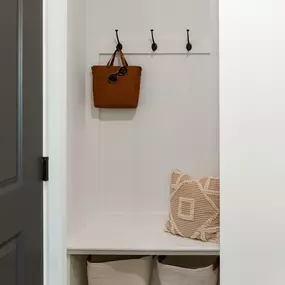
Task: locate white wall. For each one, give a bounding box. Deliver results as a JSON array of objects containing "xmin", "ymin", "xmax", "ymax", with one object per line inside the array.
[
  {"xmin": 67, "ymin": 0, "xmax": 219, "ymax": 234},
  {"xmin": 220, "ymin": 1, "xmax": 285, "ymax": 284},
  {"xmin": 66, "ymin": 0, "xmax": 86, "ymax": 239}
]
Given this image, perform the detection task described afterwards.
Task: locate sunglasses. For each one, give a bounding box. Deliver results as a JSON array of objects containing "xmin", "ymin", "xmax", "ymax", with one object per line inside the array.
[{"xmin": 108, "ymin": 66, "xmax": 128, "ymax": 83}]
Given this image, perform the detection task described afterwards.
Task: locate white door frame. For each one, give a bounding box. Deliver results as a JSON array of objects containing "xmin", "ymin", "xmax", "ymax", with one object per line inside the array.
[{"xmin": 44, "ymin": 0, "xmax": 67, "ymax": 284}]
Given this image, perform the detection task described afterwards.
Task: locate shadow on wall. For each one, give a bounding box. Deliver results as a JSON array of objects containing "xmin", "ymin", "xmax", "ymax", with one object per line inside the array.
[{"xmin": 91, "ymin": 103, "xmax": 137, "ymax": 121}]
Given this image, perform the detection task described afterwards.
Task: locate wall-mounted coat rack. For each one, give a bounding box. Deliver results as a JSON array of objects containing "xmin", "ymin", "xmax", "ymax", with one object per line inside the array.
[
  {"xmin": 104, "ymin": 29, "xmax": 211, "ymax": 55},
  {"xmin": 112, "ymin": 29, "xmax": 198, "ymax": 53}
]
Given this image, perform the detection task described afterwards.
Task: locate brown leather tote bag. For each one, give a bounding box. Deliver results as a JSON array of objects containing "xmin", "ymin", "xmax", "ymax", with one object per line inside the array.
[{"xmin": 91, "ymin": 50, "xmax": 142, "ymax": 108}]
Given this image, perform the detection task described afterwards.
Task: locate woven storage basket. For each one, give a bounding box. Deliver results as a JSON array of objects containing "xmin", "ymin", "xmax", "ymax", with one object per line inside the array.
[
  {"xmin": 156, "ymin": 256, "xmax": 219, "ymax": 285},
  {"xmin": 87, "ymin": 256, "xmax": 152, "ymax": 285}
]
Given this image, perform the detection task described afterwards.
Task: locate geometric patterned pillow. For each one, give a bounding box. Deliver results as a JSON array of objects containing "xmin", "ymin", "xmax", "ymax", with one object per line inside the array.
[
  {"xmin": 165, "ymin": 170, "xmax": 220, "ymax": 244},
  {"xmin": 170, "ymin": 169, "xmax": 192, "ymax": 191}
]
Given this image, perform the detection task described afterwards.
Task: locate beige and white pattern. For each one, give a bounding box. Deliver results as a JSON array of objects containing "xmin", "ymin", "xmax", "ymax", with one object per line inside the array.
[
  {"xmin": 171, "ymin": 169, "xmax": 192, "ymax": 190},
  {"xmin": 165, "ymin": 170, "xmax": 220, "ymax": 243}
]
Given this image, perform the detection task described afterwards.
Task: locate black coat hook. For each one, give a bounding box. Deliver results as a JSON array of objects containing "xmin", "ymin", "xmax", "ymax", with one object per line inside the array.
[
  {"xmin": 186, "ymin": 29, "xmax": 192, "ymax": 52},
  {"xmin": 115, "ymin": 30, "xmax": 123, "ymax": 51},
  {"xmin": 150, "ymin": 29, "xmax": 158, "ymax": 51}
]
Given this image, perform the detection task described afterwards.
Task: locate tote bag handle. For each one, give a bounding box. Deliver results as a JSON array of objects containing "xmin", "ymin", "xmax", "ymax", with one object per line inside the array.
[{"xmin": 107, "ymin": 49, "xmax": 128, "ymax": 67}]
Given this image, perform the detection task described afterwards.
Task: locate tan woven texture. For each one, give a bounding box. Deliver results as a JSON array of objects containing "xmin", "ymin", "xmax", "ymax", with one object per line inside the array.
[{"xmin": 165, "ymin": 170, "xmax": 220, "ymax": 244}]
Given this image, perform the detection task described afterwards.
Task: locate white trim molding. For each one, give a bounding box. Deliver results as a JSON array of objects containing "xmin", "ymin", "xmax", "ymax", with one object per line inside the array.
[{"xmin": 44, "ymin": 0, "xmax": 67, "ymax": 284}]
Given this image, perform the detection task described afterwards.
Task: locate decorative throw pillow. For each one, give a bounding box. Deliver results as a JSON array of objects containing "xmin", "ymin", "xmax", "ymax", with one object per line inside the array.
[
  {"xmin": 170, "ymin": 169, "xmax": 192, "ymax": 191},
  {"xmin": 165, "ymin": 170, "xmax": 220, "ymax": 243}
]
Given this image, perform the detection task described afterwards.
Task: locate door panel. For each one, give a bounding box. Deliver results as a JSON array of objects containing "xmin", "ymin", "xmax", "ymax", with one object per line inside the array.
[
  {"xmin": 0, "ymin": 0, "xmax": 18, "ymax": 185},
  {"xmin": 0, "ymin": 0, "xmax": 43, "ymax": 284},
  {"xmin": 0, "ymin": 237, "xmax": 18, "ymax": 285}
]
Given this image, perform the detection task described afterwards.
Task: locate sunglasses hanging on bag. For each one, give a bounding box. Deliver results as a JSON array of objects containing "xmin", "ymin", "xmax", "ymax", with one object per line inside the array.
[{"xmin": 108, "ymin": 66, "xmax": 128, "ymax": 83}]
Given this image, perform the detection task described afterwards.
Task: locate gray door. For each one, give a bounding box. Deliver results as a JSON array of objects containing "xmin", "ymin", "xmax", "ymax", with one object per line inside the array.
[{"xmin": 0, "ymin": 0, "xmax": 43, "ymax": 284}]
